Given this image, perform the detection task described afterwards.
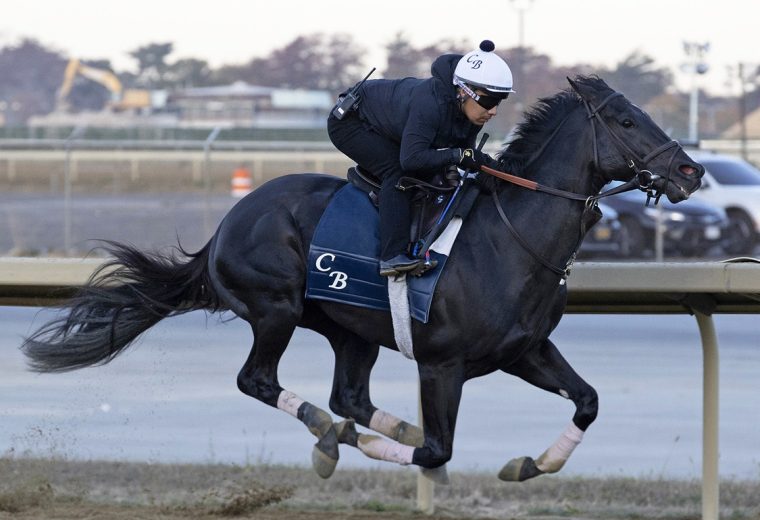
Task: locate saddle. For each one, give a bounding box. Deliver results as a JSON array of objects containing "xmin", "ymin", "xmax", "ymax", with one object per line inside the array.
[{"xmin": 346, "ymin": 165, "xmax": 481, "ymax": 260}]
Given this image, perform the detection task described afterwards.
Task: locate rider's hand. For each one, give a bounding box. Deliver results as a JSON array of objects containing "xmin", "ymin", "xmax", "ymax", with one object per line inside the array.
[{"xmin": 458, "ymin": 148, "xmax": 493, "ymax": 171}]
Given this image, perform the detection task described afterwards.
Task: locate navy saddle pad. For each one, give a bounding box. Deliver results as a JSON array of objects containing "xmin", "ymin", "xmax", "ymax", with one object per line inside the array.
[{"xmin": 305, "ymin": 183, "xmax": 449, "ymax": 323}]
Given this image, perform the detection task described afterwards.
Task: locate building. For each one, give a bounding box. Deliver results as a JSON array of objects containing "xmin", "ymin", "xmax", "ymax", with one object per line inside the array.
[
  {"xmin": 169, "ymin": 81, "xmax": 333, "ymax": 129},
  {"xmin": 721, "ymin": 106, "xmax": 760, "ymax": 139}
]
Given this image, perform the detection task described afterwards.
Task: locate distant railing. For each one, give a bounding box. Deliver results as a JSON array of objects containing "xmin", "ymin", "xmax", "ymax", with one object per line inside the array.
[{"xmin": 0, "ymin": 125, "xmax": 330, "ymax": 143}]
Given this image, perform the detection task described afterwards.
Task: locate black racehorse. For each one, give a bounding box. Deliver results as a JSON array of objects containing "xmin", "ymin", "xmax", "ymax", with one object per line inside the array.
[{"xmin": 22, "ymin": 76, "xmax": 703, "ymax": 483}]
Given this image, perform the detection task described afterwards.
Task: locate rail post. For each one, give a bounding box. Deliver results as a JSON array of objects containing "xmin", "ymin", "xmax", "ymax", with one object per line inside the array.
[
  {"xmin": 416, "ymin": 381, "xmax": 435, "ymax": 514},
  {"xmin": 63, "ymin": 125, "xmax": 86, "ymax": 254},
  {"xmin": 202, "ymin": 127, "xmax": 222, "ymax": 237},
  {"xmin": 695, "ymin": 312, "xmax": 719, "ymax": 520}
]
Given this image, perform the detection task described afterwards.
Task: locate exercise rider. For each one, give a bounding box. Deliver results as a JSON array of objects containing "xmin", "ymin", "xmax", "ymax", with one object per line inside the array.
[{"xmin": 328, "ymin": 40, "xmax": 514, "ymax": 276}]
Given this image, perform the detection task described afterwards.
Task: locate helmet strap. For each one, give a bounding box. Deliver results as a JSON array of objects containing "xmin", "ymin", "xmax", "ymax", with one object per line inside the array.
[{"xmin": 454, "ymin": 77, "xmax": 481, "ymax": 103}]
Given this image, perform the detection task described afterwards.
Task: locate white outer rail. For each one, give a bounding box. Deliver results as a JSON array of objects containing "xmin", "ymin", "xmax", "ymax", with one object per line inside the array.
[{"xmin": 2, "ymin": 258, "xmax": 760, "ymax": 520}]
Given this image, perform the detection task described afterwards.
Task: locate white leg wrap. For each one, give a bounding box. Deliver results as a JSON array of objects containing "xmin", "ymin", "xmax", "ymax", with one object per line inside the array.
[
  {"xmin": 357, "ymin": 434, "xmax": 414, "ymax": 465},
  {"xmin": 535, "ymin": 422, "xmax": 584, "ymax": 473},
  {"xmin": 369, "ymin": 410, "xmax": 402, "ymax": 438},
  {"xmin": 276, "ymin": 390, "xmax": 305, "ymax": 418}
]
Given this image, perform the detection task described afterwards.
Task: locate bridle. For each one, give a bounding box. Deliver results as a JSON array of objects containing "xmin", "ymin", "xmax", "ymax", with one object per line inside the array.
[
  {"xmin": 577, "ymin": 88, "xmax": 682, "ymax": 206},
  {"xmin": 479, "ymin": 84, "xmax": 687, "ymax": 279}
]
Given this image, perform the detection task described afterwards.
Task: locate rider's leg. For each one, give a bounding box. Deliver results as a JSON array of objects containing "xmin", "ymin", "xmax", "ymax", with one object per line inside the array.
[
  {"xmin": 378, "ymin": 172, "xmax": 418, "ymax": 274},
  {"xmin": 327, "ymin": 114, "xmax": 420, "ymax": 276}
]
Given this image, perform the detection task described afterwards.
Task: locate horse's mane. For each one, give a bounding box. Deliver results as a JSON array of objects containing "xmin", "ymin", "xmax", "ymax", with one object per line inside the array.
[{"xmin": 491, "ymin": 75, "xmax": 611, "ymax": 187}]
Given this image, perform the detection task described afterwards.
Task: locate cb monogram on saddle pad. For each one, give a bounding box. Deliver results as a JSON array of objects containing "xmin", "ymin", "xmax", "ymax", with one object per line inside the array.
[
  {"xmin": 305, "ymin": 184, "xmax": 454, "ymax": 323},
  {"xmin": 315, "ymin": 253, "xmax": 349, "ymax": 290}
]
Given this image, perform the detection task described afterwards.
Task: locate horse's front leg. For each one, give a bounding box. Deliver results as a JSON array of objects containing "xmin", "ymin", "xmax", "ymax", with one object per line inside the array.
[{"xmin": 498, "ymin": 338, "xmax": 598, "ymax": 482}]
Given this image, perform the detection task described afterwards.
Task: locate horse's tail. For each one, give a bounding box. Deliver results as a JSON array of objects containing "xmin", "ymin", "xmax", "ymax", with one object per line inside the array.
[{"xmin": 22, "ymin": 240, "xmax": 221, "ymax": 373}]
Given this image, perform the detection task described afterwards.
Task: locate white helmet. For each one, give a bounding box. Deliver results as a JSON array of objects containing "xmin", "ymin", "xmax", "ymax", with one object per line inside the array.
[{"xmin": 453, "ymin": 40, "xmax": 514, "ymax": 97}]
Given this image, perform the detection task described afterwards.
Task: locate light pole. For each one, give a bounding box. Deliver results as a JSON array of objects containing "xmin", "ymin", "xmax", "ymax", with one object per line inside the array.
[
  {"xmin": 510, "ymin": 0, "xmax": 534, "ymax": 82},
  {"xmin": 682, "ymin": 41, "xmax": 710, "ymax": 143},
  {"xmin": 510, "ymin": 0, "xmax": 534, "ymax": 49}
]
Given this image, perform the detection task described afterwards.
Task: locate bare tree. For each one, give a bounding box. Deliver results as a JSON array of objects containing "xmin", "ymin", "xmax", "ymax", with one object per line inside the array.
[
  {"xmin": 600, "ymin": 51, "xmax": 673, "ymax": 106},
  {"xmin": 384, "ymin": 33, "xmax": 470, "ymax": 79},
  {"xmin": 129, "ymin": 42, "xmax": 174, "ymax": 88},
  {"xmin": 0, "ymin": 39, "xmax": 66, "ymax": 124},
  {"xmin": 167, "ymin": 58, "xmax": 214, "ymax": 88},
  {"xmin": 216, "ymin": 33, "xmax": 366, "ymax": 92}
]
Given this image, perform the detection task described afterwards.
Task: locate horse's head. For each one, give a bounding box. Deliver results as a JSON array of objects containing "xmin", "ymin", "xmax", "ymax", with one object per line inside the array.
[{"xmin": 567, "ymin": 76, "xmax": 703, "ymax": 203}]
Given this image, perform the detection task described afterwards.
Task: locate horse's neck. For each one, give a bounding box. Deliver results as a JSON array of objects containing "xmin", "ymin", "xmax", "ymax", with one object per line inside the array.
[
  {"xmin": 531, "ymin": 109, "xmax": 599, "ymax": 195},
  {"xmin": 488, "ymin": 116, "xmax": 597, "ymax": 273}
]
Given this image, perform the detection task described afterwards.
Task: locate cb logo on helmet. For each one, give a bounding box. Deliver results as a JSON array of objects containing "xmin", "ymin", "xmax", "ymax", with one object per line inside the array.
[{"xmin": 467, "ymin": 55, "xmax": 483, "ymax": 69}]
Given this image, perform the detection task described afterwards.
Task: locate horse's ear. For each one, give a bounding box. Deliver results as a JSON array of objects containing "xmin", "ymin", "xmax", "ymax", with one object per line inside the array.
[
  {"xmin": 568, "ymin": 75, "xmax": 615, "ymax": 105},
  {"xmin": 567, "ymin": 76, "xmax": 583, "ymax": 97}
]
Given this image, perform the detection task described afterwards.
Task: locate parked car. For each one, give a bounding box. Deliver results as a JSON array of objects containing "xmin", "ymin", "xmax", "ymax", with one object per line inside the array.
[
  {"xmin": 686, "ymin": 150, "xmax": 760, "ymax": 255},
  {"xmin": 578, "ymin": 203, "xmax": 626, "ymax": 258},
  {"xmin": 601, "ymin": 181, "xmax": 728, "ymax": 258}
]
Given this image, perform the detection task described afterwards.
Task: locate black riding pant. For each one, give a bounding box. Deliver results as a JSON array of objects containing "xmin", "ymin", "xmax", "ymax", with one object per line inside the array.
[{"xmin": 327, "ymin": 113, "xmax": 411, "ymax": 261}]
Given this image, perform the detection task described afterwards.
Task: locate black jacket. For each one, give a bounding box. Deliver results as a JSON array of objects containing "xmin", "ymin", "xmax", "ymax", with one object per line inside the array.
[{"xmin": 354, "ymin": 54, "xmax": 481, "ymax": 173}]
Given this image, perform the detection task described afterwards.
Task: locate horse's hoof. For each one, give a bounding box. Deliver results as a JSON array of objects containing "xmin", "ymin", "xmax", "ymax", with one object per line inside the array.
[
  {"xmin": 397, "ymin": 422, "xmax": 424, "ymax": 448},
  {"xmin": 311, "ymin": 444, "xmax": 338, "ymax": 479},
  {"xmin": 311, "ymin": 424, "xmax": 339, "ymax": 479},
  {"xmin": 334, "ymin": 419, "xmax": 358, "ymax": 446},
  {"xmin": 498, "ymin": 456, "xmax": 544, "ymax": 482},
  {"xmin": 420, "ymin": 464, "xmax": 450, "ymax": 485}
]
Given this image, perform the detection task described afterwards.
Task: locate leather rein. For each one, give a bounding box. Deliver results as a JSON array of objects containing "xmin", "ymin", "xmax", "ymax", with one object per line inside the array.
[{"xmin": 480, "ymin": 87, "xmax": 685, "ymax": 279}]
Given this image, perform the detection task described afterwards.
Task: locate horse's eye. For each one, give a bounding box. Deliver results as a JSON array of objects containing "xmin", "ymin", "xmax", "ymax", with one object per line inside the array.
[{"xmin": 621, "ymin": 119, "xmax": 634, "ymax": 128}]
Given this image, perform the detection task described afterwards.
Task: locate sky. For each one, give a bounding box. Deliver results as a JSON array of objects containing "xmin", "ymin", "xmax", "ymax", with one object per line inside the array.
[{"xmin": 1, "ymin": 0, "xmax": 757, "ymax": 96}]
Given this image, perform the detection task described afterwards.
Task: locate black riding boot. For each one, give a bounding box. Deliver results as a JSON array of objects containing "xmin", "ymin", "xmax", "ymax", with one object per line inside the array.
[{"xmin": 378, "ymin": 176, "xmax": 420, "ymax": 276}]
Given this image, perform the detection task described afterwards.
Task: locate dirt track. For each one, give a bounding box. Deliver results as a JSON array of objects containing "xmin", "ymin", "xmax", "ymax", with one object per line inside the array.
[{"xmin": 1, "ymin": 457, "xmax": 758, "ymax": 520}]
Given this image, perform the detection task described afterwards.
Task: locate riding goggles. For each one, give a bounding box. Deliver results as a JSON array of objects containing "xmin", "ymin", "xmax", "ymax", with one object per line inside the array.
[
  {"xmin": 456, "ymin": 79, "xmax": 507, "ymax": 110},
  {"xmin": 474, "ymin": 94, "xmax": 506, "ymax": 110}
]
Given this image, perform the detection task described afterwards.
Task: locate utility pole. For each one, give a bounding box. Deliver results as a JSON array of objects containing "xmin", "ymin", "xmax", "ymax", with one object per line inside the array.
[{"xmin": 509, "ymin": 0, "xmax": 534, "ymax": 98}]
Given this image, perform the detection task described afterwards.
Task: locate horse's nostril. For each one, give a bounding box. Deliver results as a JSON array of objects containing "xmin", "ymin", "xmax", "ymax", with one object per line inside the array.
[{"xmin": 679, "ymin": 165, "xmax": 697, "ymax": 175}]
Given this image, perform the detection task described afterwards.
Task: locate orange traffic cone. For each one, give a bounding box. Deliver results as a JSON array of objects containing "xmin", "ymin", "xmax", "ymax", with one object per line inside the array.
[{"xmin": 231, "ymin": 166, "xmax": 252, "ymax": 198}]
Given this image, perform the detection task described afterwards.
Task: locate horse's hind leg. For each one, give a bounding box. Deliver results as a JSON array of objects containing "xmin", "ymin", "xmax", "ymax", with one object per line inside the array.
[
  {"xmin": 498, "ymin": 338, "xmax": 598, "ymax": 482},
  {"xmin": 236, "ymin": 316, "xmax": 341, "ymax": 479},
  {"xmin": 321, "ymin": 325, "xmax": 424, "ymax": 448},
  {"xmin": 215, "ymin": 213, "xmax": 341, "ymax": 479}
]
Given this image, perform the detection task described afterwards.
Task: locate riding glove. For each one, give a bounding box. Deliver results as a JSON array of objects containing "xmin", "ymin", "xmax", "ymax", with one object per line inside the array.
[{"xmin": 458, "ymin": 148, "xmax": 493, "ymax": 171}]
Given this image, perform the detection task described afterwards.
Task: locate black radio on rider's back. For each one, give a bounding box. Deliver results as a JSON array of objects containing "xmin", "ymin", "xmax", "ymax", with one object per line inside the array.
[{"xmin": 332, "ymin": 68, "xmax": 376, "ymax": 120}]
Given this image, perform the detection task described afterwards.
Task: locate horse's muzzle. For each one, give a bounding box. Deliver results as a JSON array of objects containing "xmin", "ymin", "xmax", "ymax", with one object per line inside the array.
[
  {"xmin": 679, "ymin": 162, "xmax": 705, "ymax": 195},
  {"xmin": 657, "ymin": 161, "xmax": 704, "ymax": 202}
]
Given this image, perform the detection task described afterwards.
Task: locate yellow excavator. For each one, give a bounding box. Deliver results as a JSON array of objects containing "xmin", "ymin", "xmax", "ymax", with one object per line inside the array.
[{"xmin": 57, "ymin": 58, "xmax": 151, "ymax": 112}]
